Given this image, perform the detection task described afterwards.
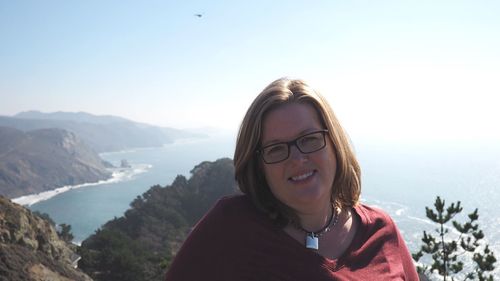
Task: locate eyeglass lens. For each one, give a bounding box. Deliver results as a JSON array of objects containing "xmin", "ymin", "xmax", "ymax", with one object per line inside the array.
[{"xmin": 262, "ymin": 130, "xmax": 326, "ymax": 164}]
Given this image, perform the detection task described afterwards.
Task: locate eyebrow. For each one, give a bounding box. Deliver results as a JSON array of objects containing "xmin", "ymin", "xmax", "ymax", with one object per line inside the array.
[{"xmin": 261, "ymin": 128, "xmax": 321, "ymax": 147}]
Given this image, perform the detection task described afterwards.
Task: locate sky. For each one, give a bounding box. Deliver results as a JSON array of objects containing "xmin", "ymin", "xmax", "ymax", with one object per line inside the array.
[{"xmin": 1, "ymin": 0, "xmax": 499, "ymax": 142}]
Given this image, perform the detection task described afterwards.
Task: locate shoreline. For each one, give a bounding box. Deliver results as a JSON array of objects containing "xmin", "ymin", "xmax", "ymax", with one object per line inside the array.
[{"xmin": 11, "ymin": 164, "xmax": 152, "ymax": 207}]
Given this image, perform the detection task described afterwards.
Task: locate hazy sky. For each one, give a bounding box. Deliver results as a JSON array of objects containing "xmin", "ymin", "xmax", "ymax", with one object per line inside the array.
[{"xmin": 1, "ymin": 0, "xmax": 499, "ymax": 142}]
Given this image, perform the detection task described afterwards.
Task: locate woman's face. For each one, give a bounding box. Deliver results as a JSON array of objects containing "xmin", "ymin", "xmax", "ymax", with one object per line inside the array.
[{"xmin": 260, "ymin": 102, "xmax": 337, "ymax": 215}]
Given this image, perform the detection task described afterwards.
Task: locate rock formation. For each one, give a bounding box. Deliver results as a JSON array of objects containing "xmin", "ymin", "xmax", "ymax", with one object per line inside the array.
[{"xmin": 0, "ymin": 195, "xmax": 92, "ymax": 281}]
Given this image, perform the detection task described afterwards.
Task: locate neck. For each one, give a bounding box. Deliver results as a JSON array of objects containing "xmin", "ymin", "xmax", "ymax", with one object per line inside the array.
[{"xmin": 296, "ymin": 202, "xmax": 333, "ymax": 232}]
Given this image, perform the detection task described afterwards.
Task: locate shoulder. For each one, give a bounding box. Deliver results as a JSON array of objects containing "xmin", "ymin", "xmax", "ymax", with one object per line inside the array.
[
  {"xmin": 352, "ymin": 203, "xmax": 401, "ymax": 243},
  {"xmin": 201, "ymin": 194, "xmax": 257, "ymax": 223},
  {"xmin": 350, "ymin": 204, "xmax": 419, "ymax": 279},
  {"xmin": 188, "ymin": 194, "xmax": 266, "ymax": 237},
  {"xmin": 165, "ymin": 194, "xmax": 271, "ymax": 280},
  {"xmin": 212, "ymin": 194, "xmax": 254, "ymax": 212},
  {"xmin": 354, "ymin": 203, "xmax": 395, "ymax": 227}
]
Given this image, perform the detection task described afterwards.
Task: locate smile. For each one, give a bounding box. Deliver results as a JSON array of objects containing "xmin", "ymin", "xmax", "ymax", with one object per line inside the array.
[{"xmin": 289, "ymin": 170, "xmax": 315, "ymax": 182}]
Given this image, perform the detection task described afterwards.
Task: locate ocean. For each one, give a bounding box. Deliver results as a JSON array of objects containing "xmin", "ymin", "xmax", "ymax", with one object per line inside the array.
[
  {"xmin": 25, "ymin": 134, "xmax": 236, "ymax": 243},
  {"xmin": 22, "ymin": 135, "xmax": 500, "ymax": 276}
]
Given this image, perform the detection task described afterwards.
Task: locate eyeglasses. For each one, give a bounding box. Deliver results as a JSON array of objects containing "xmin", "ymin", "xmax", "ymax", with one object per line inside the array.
[{"xmin": 258, "ymin": 129, "xmax": 329, "ymax": 164}]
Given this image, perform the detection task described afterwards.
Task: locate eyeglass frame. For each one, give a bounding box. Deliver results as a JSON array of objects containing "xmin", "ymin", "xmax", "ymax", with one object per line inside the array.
[{"xmin": 257, "ymin": 129, "xmax": 329, "ymax": 164}]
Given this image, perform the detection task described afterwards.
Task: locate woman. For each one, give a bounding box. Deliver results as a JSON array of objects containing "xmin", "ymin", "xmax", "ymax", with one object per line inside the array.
[{"xmin": 165, "ymin": 78, "xmax": 418, "ymax": 280}]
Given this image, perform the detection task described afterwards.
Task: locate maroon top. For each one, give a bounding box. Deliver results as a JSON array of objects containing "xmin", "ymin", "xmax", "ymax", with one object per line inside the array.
[{"xmin": 165, "ymin": 195, "xmax": 419, "ymax": 281}]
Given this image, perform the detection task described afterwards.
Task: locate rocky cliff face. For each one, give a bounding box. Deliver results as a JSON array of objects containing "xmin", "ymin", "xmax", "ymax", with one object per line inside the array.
[
  {"xmin": 0, "ymin": 127, "xmax": 111, "ymax": 198},
  {"xmin": 0, "ymin": 195, "xmax": 92, "ymax": 281}
]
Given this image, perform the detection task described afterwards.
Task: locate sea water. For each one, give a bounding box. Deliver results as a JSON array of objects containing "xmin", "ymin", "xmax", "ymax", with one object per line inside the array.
[
  {"xmin": 27, "ymin": 134, "xmax": 236, "ymax": 243},
  {"xmin": 25, "ymin": 135, "xmax": 500, "ymax": 276},
  {"xmin": 357, "ymin": 139, "xmax": 500, "ymax": 278}
]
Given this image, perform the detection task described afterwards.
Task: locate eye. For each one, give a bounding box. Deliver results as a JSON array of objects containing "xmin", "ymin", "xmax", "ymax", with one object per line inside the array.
[
  {"xmin": 264, "ymin": 144, "xmax": 287, "ymax": 156},
  {"xmin": 299, "ymin": 134, "xmax": 321, "ymax": 147}
]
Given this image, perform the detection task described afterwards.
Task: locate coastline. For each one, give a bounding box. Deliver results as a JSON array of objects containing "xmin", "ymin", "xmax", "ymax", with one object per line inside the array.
[
  {"xmin": 11, "ymin": 164, "xmax": 152, "ymax": 207},
  {"xmin": 10, "ymin": 137, "xmax": 211, "ymax": 207}
]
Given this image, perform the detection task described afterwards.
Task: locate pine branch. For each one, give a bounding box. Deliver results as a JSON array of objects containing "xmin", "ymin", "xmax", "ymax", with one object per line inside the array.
[{"xmin": 413, "ymin": 196, "xmax": 497, "ymax": 281}]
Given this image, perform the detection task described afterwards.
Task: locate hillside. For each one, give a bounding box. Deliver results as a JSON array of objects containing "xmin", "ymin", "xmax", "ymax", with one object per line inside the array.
[
  {"xmin": 0, "ymin": 111, "xmax": 203, "ymax": 153},
  {"xmin": 0, "ymin": 127, "xmax": 111, "ymax": 198},
  {"xmin": 78, "ymin": 158, "xmax": 239, "ymax": 281},
  {"xmin": 0, "ymin": 196, "xmax": 92, "ymax": 281}
]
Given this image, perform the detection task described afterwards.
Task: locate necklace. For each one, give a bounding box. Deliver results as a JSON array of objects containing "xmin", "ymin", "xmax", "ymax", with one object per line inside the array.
[{"xmin": 296, "ymin": 205, "xmax": 339, "ymax": 250}]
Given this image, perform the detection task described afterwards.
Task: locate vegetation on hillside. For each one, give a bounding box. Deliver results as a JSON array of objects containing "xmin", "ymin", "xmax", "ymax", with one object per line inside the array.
[
  {"xmin": 78, "ymin": 158, "xmax": 238, "ymax": 281},
  {"xmin": 33, "ymin": 211, "xmax": 75, "ymax": 244}
]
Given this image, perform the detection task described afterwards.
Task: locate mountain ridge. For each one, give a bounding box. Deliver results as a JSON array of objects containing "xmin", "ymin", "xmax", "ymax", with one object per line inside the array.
[
  {"xmin": 14, "ymin": 111, "xmax": 131, "ymax": 124},
  {"xmin": 0, "ymin": 111, "xmax": 205, "ymax": 153}
]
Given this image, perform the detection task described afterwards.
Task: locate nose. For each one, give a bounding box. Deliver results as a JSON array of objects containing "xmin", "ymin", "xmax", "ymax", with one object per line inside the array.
[{"xmin": 289, "ymin": 144, "xmax": 307, "ymax": 161}]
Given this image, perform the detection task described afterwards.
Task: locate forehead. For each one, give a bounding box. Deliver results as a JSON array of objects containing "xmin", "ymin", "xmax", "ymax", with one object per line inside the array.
[{"xmin": 261, "ymin": 103, "xmax": 323, "ymax": 144}]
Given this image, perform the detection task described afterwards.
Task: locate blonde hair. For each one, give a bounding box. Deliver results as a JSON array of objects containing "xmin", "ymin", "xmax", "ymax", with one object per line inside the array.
[{"xmin": 234, "ymin": 78, "xmax": 361, "ymax": 226}]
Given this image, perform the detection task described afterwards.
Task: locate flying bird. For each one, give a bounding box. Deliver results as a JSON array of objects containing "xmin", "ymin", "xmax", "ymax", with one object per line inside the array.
[{"xmin": 194, "ymin": 13, "xmax": 203, "ymax": 18}]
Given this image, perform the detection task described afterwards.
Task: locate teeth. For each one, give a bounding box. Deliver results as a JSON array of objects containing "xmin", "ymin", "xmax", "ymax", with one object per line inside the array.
[{"xmin": 291, "ymin": 171, "xmax": 313, "ymax": 181}]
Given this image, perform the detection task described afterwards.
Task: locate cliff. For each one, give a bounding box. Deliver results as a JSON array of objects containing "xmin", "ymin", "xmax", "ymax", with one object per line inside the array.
[
  {"xmin": 0, "ymin": 127, "xmax": 111, "ymax": 199},
  {"xmin": 0, "ymin": 195, "xmax": 92, "ymax": 281}
]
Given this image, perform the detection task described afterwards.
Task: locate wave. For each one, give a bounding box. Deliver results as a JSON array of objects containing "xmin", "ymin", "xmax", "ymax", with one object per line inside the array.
[
  {"xmin": 99, "ymin": 147, "xmax": 157, "ymax": 156},
  {"xmin": 361, "ymin": 197, "xmax": 411, "ymax": 217},
  {"xmin": 11, "ymin": 164, "xmax": 152, "ymax": 207}
]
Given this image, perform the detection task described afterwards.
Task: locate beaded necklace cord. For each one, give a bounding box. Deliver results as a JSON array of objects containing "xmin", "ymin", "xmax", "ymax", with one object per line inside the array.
[{"xmin": 295, "ymin": 205, "xmax": 339, "ymax": 250}]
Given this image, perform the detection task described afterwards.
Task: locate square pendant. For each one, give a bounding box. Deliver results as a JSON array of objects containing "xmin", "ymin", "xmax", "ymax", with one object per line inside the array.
[{"xmin": 306, "ymin": 235, "xmax": 319, "ymax": 250}]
